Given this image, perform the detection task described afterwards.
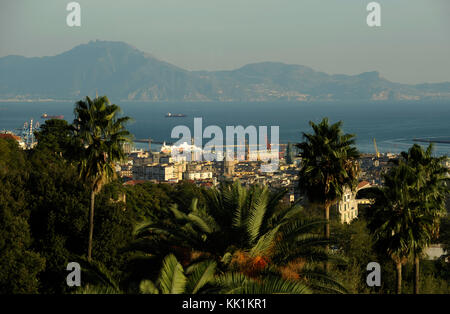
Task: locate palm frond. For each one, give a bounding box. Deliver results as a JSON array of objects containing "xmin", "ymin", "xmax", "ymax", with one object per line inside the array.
[
  {"xmin": 158, "ymin": 254, "xmax": 187, "ymax": 294},
  {"xmin": 185, "ymin": 260, "xmax": 217, "ymax": 294},
  {"xmin": 139, "ymin": 280, "xmax": 159, "ymax": 294}
]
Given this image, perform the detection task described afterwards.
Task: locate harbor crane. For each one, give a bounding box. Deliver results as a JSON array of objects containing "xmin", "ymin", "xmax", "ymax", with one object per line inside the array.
[{"xmin": 373, "ymin": 138, "xmax": 380, "ymax": 158}]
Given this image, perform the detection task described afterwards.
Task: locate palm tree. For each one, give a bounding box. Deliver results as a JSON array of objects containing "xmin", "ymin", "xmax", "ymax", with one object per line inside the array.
[
  {"xmin": 213, "ymin": 271, "xmax": 311, "ymax": 294},
  {"xmin": 130, "ymin": 182, "xmax": 347, "ymax": 293},
  {"xmin": 368, "ymin": 145, "xmax": 448, "ymax": 294},
  {"xmin": 139, "ymin": 254, "xmax": 217, "ymax": 294},
  {"xmin": 367, "ymin": 162, "xmax": 417, "ymax": 294},
  {"xmin": 71, "ymin": 95, "xmax": 131, "ymax": 262},
  {"xmin": 296, "ymin": 118, "xmax": 360, "ymax": 269},
  {"xmin": 76, "ymin": 254, "xmax": 312, "ymax": 294},
  {"xmin": 139, "ymin": 254, "xmax": 312, "ymax": 294},
  {"xmin": 399, "ymin": 144, "xmax": 448, "ymax": 294}
]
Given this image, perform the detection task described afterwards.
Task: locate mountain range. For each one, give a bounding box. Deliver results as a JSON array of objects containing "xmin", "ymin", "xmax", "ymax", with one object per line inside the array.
[{"xmin": 1, "ymin": 40, "xmax": 449, "ymax": 102}]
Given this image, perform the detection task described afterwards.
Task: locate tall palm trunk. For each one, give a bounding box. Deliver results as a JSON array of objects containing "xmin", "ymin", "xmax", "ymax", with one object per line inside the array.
[
  {"xmin": 414, "ymin": 253, "xmax": 420, "ymax": 294},
  {"xmin": 396, "ymin": 262, "xmax": 402, "ymax": 294},
  {"xmin": 87, "ymin": 190, "xmax": 95, "ymax": 262},
  {"xmin": 324, "ymin": 203, "xmax": 330, "ymax": 272}
]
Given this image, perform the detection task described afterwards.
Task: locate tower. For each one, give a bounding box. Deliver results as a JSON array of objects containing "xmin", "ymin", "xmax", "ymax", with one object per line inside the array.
[
  {"xmin": 286, "ymin": 142, "xmax": 294, "ymax": 165},
  {"xmin": 223, "ymin": 151, "xmax": 235, "ymax": 177},
  {"xmin": 190, "ymin": 137, "xmax": 195, "ymax": 162},
  {"xmin": 245, "ymin": 138, "xmax": 250, "ymax": 161},
  {"xmin": 29, "ymin": 118, "xmax": 33, "ymax": 146}
]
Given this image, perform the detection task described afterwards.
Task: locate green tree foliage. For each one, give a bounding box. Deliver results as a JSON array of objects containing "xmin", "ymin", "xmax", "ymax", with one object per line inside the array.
[
  {"xmin": 0, "ymin": 138, "xmax": 45, "ymax": 293},
  {"xmin": 0, "ymin": 117, "xmax": 136, "ymax": 294},
  {"xmin": 170, "ymin": 181, "xmax": 207, "ymax": 213},
  {"xmin": 130, "ymin": 182, "xmax": 346, "ymax": 293},
  {"xmin": 71, "ymin": 95, "xmax": 131, "ymax": 261},
  {"xmin": 0, "ymin": 206, "xmax": 46, "ymax": 293},
  {"xmin": 367, "ymin": 144, "xmax": 448, "ymax": 294},
  {"xmin": 26, "ymin": 121, "xmax": 89, "ymax": 294},
  {"xmin": 79, "ymin": 254, "xmax": 312, "ymax": 295},
  {"xmin": 296, "ymin": 118, "xmax": 360, "ymax": 268},
  {"xmin": 332, "ymin": 219, "xmax": 377, "ymax": 293},
  {"xmin": 20, "ymin": 121, "xmax": 135, "ymax": 293},
  {"xmin": 34, "ymin": 119, "xmax": 73, "ymax": 157},
  {"xmin": 138, "ymin": 254, "xmax": 313, "ymax": 295},
  {"xmin": 90, "ymin": 182, "xmax": 134, "ymax": 279},
  {"xmin": 367, "ymin": 162, "xmax": 416, "ymax": 294},
  {"xmin": 400, "ymin": 260, "xmax": 450, "ymax": 294},
  {"xmin": 213, "ymin": 272, "xmax": 311, "ymax": 294},
  {"xmin": 399, "ymin": 144, "xmax": 448, "ymax": 294},
  {"xmin": 125, "ymin": 182, "xmax": 174, "ymax": 221}
]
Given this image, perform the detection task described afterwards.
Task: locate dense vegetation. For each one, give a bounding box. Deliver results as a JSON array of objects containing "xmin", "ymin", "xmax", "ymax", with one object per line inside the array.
[{"xmin": 0, "ymin": 99, "xmax": 448, "ymax": 294}]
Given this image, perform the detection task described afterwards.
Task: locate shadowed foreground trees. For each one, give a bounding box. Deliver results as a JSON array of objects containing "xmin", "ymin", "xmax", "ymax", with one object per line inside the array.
[
  {"xmin": 0, "ymin": 115, "xmax": 136, "ymax": 294},
  {"xmin": 129, "ymin": 182, "xmax": 347, "ymax": 293},
  {"xmin": 71, "ymin": 96, "xmax": 131, "ymax": 261},
  {"xmin": 296, "ymin": 118, "xmax": 360, "ymax": 270},
  {"xmin": 398, "ymin": 144, "xmax": 448, "ymax": 294},
  {"xmin": 368, "ymin": 162, "xmax": 414, "ymax": 294},
  {"xmin": 0, "ymin": 206, "xmax": 46, "ymax": 293},
  {"xmin": 367, "ymin": 144, "xmax": 448, "ymax": 294},
  {"xmin": 77, "ymin": 254, "xmax": 311, "ymax": 294},
  {"xmin": 30, "ymin": 117, "xmax": 135, "ymax": 293},
  {"xmin": 0, "ymin": 138, "xmax": 45, "ymax": 293}
]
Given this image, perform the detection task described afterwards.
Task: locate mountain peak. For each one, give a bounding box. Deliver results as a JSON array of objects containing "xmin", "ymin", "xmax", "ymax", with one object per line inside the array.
[
  {"xmin": 0, "ymin": 41, "xmax": 448, "ymax": 102},
  {"xmin": 63, "ymin": 40, "xmax": 140, "ymax": 55}
]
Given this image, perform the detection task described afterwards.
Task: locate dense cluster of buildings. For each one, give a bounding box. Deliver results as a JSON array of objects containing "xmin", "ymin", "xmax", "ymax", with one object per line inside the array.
[
  {"xmin": 120, "ymin": 141, "xmax": 450, "ymax": 227},
  {"xmin": 3, "ymin": 127, "xmax": 447, "ymax": 226},
  {"xmin": 119, "ymin": 147, "xmax": 299, "ymax": 191},
  {"xmin": 117, "ymin": 142, "xmax": 415, "ymax": 224},
  {"xmin": 358, "ymin": 153, "xmax": 398, "ymax": 185}
]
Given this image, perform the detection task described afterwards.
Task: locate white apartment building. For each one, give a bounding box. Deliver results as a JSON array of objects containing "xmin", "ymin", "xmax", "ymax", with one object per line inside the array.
[
  {"xmin": 144, "ymin": 164, "xmax": 182, "ymax": 182},
  {"xmin": 337, "ymin": 181, "xmax": 372, "ymax": 224},
  {"xmin": 183, "ymin": 170, "xmax": 213, "ymax": 180}
]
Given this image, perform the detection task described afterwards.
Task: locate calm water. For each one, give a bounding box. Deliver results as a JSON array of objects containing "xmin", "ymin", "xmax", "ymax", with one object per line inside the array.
[{"xmin": 0, "ymin": 101, "xmax": 449, "ymax": 156}]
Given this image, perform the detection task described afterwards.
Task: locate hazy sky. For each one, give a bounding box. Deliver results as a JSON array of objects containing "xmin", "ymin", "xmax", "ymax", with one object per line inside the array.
[{"xmin": 0, "ymin": 0, "xmax": 449, "ymax": 84}]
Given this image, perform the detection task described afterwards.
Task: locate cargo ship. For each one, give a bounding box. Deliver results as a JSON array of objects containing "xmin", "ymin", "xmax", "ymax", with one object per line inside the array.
[
  {"xmin": 41, "ymin": 113, "xmax": 64, "ymax": 119},
  {"xmin": 165, "ymin": 112, "xmax": 187, "ymax": 118}
]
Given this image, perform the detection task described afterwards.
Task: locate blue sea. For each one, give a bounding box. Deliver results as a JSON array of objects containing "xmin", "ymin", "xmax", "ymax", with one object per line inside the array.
[{"xmin": 0, "ymin": 101, "xmax": 449, "ymax": 156}]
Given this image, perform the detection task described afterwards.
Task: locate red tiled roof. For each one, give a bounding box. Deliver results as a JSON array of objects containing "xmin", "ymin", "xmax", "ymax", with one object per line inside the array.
[
  {"xmin": 0, "ymin": 133, "xmax": 21, "ymax": 141},
  {"xmin": 123, "ymin": 180, "xmax": 147, "ymax": 186},
  {"xmin": 357, "ymin": 181, "xmax": 371, "ymax": 190}
]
